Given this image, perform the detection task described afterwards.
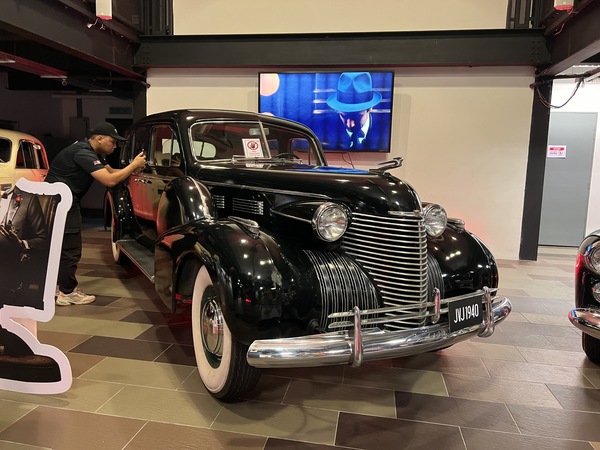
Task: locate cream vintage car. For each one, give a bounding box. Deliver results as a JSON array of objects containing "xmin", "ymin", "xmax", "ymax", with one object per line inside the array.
[{"xmin": 0, "ymin": 129, "xmax": 49, "ymax": 192}]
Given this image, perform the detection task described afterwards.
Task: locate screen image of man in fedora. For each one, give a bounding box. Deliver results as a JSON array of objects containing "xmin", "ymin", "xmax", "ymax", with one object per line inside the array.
[{"xmin": 325, "ymin": 72, "xmax": 391, "ymax": 151}]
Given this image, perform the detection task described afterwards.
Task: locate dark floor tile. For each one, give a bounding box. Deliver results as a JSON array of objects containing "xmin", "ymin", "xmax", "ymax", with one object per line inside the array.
[
  {"xmin": 241, "ymin": 374, "xmax": 291, "ymax": 403},
  {"xmin": 335, "ymin": 412, "xmax": 465, "ymax": 450},
  {"xmin": 86, "ymin": 294, "xmax": 126, "ymax": 307},
  {"xmin": 266, "ymin": 438, "xmax": 351, "ymax": 449},
  {"xmin": 66, "ymin": 352, "xmax": 105, "ymax": 377},
  {"xmin": 134, "ymin": 324, "xmax": 194, "ymax": 345},
  {"xmin": 0, "ymin": 406, "xmax": 145, "ymax": 450},
  {"xmin": 125, "ymin": 421, "xmax": 266, "ymax": 450},
  {"xmin": 154, "ymin": 343, "xmax": 196, "ymax": 366},
  {"xmin": 547, "ymin": 384, "xmax": 600, "ymax": 412},
  {"xmin": 462, "ymin": 428, "xmax": 594, "ymax": 450},
  {"xmin": 120, "ymin": 309, "xmax": 190, "ymax": 325},
  {"xmin": 508, "ymin": 404, "xmax": 600, "ymax": 442},
  {"xmin": 395, "ymin": 391, "xmax": 518, "ymax": 432},
  {"xmin": 70, "ymin": 335, "xmax": 170, "ymax": 361}
]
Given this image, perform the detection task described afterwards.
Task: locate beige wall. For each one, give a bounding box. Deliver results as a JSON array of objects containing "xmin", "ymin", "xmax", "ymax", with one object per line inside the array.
[
  {"xmin": 173, "ymin": 0, "xmax": 509, "ymax": 35},
  {"xmin": 146, "ymin": 66, "xmax": 534, "ymax": 259}
]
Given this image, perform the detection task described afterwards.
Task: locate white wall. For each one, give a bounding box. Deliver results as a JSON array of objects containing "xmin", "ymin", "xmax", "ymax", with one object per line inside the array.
[
  {"xmin": 173, "ymin": 0, "xmax": 509, "ymax": 35},
  {"xmin": 146, "ymin": 66, "xmax": 534, "ymax": 259},
  {"xmin": 551, "ymin": 79, "xmax": 600, "ymax": 234}
]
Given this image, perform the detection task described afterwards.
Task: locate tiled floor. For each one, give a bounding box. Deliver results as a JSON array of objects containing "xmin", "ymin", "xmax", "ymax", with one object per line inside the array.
[{"xmin": 1, "ymin": 218, "xmax": 599, "ymax": 450}]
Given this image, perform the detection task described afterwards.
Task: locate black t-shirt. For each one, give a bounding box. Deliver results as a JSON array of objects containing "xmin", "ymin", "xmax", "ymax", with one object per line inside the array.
[{"xmin": 46, "ymin": 140, "xmax": 107, "ymax": 202}]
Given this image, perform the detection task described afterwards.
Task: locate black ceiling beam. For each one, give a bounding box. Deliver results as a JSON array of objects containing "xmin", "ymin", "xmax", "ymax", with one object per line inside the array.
[
  {"xmin": 0, "ymin": 0, "xmax": 141, "ymax": 79},
  {"xmin": 136, "ymin": 29, "xmax": 550, "ymax": 68},
  {"xmin": 538, "ymin": 0, "xmax": 600, "ymax": 76}
]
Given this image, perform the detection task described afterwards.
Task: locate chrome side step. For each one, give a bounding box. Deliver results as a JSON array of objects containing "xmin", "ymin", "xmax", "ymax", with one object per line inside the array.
[{"xmin": 116, "ymin": 239, "xmax": 155, "ymax": 283}]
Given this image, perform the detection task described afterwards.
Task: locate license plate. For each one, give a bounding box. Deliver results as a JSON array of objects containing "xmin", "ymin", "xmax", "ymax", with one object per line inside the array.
[{"xmin": 448, "ymin": 294, "xmax": 482, "ymax": 332}]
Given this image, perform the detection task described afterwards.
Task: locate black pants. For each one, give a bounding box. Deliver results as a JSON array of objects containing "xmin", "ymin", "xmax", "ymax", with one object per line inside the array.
[{"xmin": 57, "ymin": 204, "xmax": 82, "ymax": 294}]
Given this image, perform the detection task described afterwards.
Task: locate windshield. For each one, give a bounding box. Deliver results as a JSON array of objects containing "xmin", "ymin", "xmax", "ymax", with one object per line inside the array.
[{"xmin": 190, "ymin": 120, "xmax": 324, "ymax": 165}]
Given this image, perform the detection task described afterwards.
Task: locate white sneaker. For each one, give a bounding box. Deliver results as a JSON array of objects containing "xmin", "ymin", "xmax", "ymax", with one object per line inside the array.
[{"xmin": 55, "ymin": 288, "xmax": 96, "ymax": 306}]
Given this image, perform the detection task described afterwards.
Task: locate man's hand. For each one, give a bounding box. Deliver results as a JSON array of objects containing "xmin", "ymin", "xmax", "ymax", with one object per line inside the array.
[
  {"xmin": 133, "ymin": 151, "xmax": 147, "ymax": 169},
  {"xmin": 0, "ymin": 224, "xmax": 24, "ymax": 250}
]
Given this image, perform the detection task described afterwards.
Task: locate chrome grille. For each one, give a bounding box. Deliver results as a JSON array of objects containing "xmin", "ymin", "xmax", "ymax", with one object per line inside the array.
[
  {"xmin": 213, "ymin": 194, "xmax": 225, "ymax": 209},
  {"xmin": 339, "ymin": 212, "xmax": 428, "ymax": 330},
  {"xmin": 232, "ymin": 198, "xmax": 264, "ymax": 215},
  {"xmin": 305, "ymin": 250, "xmax": 380, "ymax": 331}
]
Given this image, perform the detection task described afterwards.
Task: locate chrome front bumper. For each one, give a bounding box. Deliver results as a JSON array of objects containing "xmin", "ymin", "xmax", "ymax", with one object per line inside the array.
[
  {"xmin": 246, "ymin": 296, "xmax": 512, "ymax": 368},
  {"xmin": 568, "ymin": 308, "xmax": 600, "ymax": 339}
]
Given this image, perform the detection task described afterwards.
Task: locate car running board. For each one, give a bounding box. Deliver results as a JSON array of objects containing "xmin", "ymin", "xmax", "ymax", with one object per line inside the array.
[{"xmin": 116, "ymin": 239, "xmax": 155, "ymax": 283}]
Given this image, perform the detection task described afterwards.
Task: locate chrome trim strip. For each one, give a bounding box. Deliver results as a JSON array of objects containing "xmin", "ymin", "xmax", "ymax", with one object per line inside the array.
[
  {"xmin": 568, "ymin": 307, "xmax": 600, "ymax": 339},
  {"xmin": 432, "ymin": 288, "xmax": 441, "ymax": 324},
  {"xmin": 271, "ymin": 210, "xmax": 312, "ymax": 224},
  {"xmin": 204, "ymin": 180, "xmax": 331, "ymax": 199},
  {"xmin": 247, "ymin": 297, "xmax": 512, "ymax": 368},
  {"xmin": 351, "ymin": 306, "xmax": 363, "ymax": 367}
]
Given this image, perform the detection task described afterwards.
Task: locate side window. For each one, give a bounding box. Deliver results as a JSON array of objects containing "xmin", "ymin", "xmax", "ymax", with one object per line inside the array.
[
  {"xmin": 35, "ymin": 144, "xmax": 47, "ymax": 169},
  {"xmin": 132, "ymin": 126, "xmax": 150, "ymax": 162},
  {"xmin": 0, "ymin": 138, "xmax": 11, "ymax": 163},
  {"xmin": 150, "ymin": 124, "xmax": 180, "ymax": 168},
  {"xmin": 16, "ymin": 141, "xmax": 37, "ymax": 169}
]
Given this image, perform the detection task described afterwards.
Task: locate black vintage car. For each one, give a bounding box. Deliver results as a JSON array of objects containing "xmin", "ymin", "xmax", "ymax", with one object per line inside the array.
[
  {"xmin": 569, "ymin": 232, "xmax": 600, "ymax": 364},
  {"xmin": 106, "ymin": 109, "xmax": 512, "ymax": 400}
]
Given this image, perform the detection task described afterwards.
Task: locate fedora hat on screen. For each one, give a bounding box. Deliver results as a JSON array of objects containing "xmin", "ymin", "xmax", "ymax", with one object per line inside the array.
[{"xmin": 326, "ymin": 72, "xmax": 383, "ymax": 112}]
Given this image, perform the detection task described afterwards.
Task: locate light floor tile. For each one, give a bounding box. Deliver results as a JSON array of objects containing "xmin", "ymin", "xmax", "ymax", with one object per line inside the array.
[
  {"xmin": 97, "ymin": 385, "xmax": 222, "ymax": 427},
  {"xmin": 580, "ymin": 368, "xmax": 600, "ymax": 388},
  {"xmin": 0, "ymin": 441, "xmax": 50, "ymax": 450},
  {"xmin": 439, "ymin": 341, "xmax": 526, "ymax": 362},
  {"xmin": 0, "ymin": 379, "xmax": 124, "ymax": 412},
  {"xmin": 212, "ymin": 401, "xmax": 338, "ymax": 445},
  {"xmin": 0, "ymin": 400, "xmax": 36, "ymax": 433},
  {"xmin": 124, "ymin": 422, "xmax": 267, "ymax": 450},
  {"xmin": 482, "ymin": 359, "xmax": 594, "ymax": 387},
  {"xmin": 37, "ymin": 316, "xmax": 152, "ymax": 339},
  {"xmin": 342, "ymin": 365, "xmax": 448, "ymax": 396},
  {"xmin": 516, "ymin": 347, "xmax": 593, "ymax": 367},
  {"xmin": 79, "ymin": 357, "xmax": 195, "ymax": 390},
  {"xmin": 521, "ymin": 312, "xmax": 573, "ymax": 326},
  {"xmin": 283, "ymin": 379, "xmax": 397, "ymax": 418},
  {"xmin": 443, "ymin": 373, "xmax": 562, "ymax": 408}
]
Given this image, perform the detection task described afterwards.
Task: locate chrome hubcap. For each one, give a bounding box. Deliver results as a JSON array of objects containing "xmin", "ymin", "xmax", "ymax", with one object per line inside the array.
[{"xmin": 201, "ymin": 298, "xmax": 223, "ymax": 356}]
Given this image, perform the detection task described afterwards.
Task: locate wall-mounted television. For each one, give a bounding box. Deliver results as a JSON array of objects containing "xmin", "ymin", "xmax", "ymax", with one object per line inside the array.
[{"xmin": 259, "ymin": 71, "xmax": 394, "ymax": 153}]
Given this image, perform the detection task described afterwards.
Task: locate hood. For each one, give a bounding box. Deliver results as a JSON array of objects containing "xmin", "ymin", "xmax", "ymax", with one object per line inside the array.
[{"xmin": 191, "ymin": 161, "xmax": 422, "ymax": 214}]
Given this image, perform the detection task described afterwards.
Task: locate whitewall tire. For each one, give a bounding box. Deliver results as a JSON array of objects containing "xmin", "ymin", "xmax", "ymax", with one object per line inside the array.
[{"xmin": 191, "ymin": 266, "xmax": 260, "ymax": 400}]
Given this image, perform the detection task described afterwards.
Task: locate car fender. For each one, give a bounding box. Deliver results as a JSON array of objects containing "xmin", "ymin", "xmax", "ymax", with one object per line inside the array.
[
  {"xmin": 158, "ymin": 219, "xmax": 315, "ymax": 345},
  {"xmin": 427, "ymin": 225, "xmax": 499, "ymax": 298}
]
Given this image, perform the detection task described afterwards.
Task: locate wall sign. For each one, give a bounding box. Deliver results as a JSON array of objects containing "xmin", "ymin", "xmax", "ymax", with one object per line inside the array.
[{"xmin": 547, "ymin": 145, "xmax": 567, "ymax": 159}]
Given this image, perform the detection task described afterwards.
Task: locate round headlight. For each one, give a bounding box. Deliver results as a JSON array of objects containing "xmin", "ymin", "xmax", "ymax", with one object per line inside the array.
[
  {"xmin": 312, "ymin": 203, "xmax": 348, "ymax": 242},
  {"xmin": 423, "ymin": 203, "xmax": 447, "ymax": 238},
  {"xmin": 586, "ymin": 244, "xmax": 600, "ymax": 273}
]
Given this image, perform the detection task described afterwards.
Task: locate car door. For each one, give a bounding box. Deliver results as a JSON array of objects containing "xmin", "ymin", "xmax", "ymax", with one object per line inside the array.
[
  {"xmin": 128, "ymin": 125, "xmax": 152, "ymax": 221},
  {"xmin": 146, "ymin": 124, "xmax": 183, "ymax": 221}
]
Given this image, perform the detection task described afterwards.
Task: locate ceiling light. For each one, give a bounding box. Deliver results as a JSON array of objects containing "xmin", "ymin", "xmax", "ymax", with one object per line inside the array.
[{"xmin": 96, "ymin": 0, "xmax": 112, "ymax": 20}]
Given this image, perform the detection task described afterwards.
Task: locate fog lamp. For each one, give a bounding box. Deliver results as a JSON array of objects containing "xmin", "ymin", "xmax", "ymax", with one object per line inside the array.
[{"xmin": 592, "ymin": 282, "xmax": 600, "ymax": 303}]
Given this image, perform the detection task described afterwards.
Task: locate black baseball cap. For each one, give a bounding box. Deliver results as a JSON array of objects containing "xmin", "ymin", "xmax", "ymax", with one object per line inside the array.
[{"xmin": 90, "ymin": 122, "xmax": 126, "ymax": 141}]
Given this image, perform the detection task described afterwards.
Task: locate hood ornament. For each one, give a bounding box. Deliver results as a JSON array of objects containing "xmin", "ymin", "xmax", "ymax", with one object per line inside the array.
[{"xmin": 369, "ymin": 157, "xmax": 403, "ymax": 174}]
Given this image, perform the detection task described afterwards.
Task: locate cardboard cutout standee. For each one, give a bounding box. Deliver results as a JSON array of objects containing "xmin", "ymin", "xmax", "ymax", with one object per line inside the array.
[{"xmin": 0, "ymin": 178, "xmax": 73, "ymax": 394}]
